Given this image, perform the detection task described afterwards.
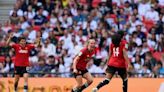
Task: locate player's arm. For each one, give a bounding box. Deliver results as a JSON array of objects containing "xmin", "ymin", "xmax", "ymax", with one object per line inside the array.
[
  {"xmin": 34, "ymin": 37, "xmax": 41, "ymax": 47},
  {"xmin": 73, "ymin": 55, "xmax": 80, "ymax": 73},
  {"xmin": 6, "ymin": 33, "xmax": 14, "ymax": 46},
  {"xmin": 123, "ymin": 49, "xmax": 131, "ymax": 69},
  {"xmin": 108, "ymin": 44, "xmax": 112, "ymax": 58}
]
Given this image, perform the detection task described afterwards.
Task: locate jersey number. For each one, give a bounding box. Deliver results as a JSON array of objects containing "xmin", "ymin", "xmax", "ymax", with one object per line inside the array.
[{"xmin": 113, "ymin": 47, "xmax": 119, "ymax": 57}]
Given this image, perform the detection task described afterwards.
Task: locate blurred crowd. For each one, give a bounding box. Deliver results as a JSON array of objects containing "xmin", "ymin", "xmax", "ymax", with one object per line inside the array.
[{"xmin": 0, "ymin": 0, "xmax": 164, "ymax": 78}]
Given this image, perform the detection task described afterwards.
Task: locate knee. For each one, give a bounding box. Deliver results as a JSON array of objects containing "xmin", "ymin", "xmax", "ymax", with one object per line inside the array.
[{"xmin": 77, "ymin": 84, "xmax": 83, "ymax": 88}]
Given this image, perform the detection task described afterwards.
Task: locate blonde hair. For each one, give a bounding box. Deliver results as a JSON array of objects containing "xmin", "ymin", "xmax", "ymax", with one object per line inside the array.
[{"xmin": 85, "ymin": 39, "xmax": 95, "ymax": 46}]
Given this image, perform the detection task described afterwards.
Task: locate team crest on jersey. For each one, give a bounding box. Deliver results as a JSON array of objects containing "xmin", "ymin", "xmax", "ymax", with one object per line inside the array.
[
  {"xmin": 19, "ymin": 50, "xmax": 28, "ymax": 53},
  {"xmin": 84, "ymin": 55, "xmax": 91, "ymax": 62}
]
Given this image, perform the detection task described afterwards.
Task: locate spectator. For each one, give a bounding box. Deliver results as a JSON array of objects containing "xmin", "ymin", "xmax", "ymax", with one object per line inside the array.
[
  {"xmin": 10, "ymin": 10, "xmax": 20, "ymax": 25},
  {"xmin": 138, "ymin": 64, "xmax": 152, "ymax": 78},
  {"xmin": 144, "ymin": 52, "xmax": 157, "ymax": 71},
  {"xmin": 138, "ymin": 0, "xmax": 151, "ymax": 16},
  {"xmin": 33, "ymin": 7, "xmax": 47, "ymax": 26},
  {"xmin": 0, "ymin": 56, "xmax": 14, "ymax": 74},
  {"xmin": 61, "ymin": 49, "xmax": 73, "ymax": 77},
  {"xmin": 132, "ymin": 31, "xmax": 142, "ymax": 46},
  {"xmin": 145, "ymin": 5, "xmax": 159, "ymax": 22},
  {"xmin": 29, "ymin": 58, "xmax": 48, "ymax": 77},
  {"xmin": 42, "ymin": 38, "xmax": 56, "ymax": 57},
  {"xmin": 132, "ymin": 54, "xmax": 144, "ymax": 73},
  {"xmin": 153, "ymin": 61, "xmax": 164, "ymax": 77},
  {"xmin": 1, "ymin": 21, "xmax": 12, "ymax": 34},
  {"xmin": 24, "ymin": 5, "xmax": 36, "ymax": 21}
]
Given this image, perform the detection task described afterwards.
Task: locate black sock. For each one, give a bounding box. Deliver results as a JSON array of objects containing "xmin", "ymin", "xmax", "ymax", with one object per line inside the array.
[
  {"xmin": 14, "ymin": 82, "xmax": 18, "ymax": 91},
  {"xmin": 123, "ymin": 79, "xmax": 128, "ymax": 92},
  {"xmin": 79, "ymin": 83, "xmax": 89, "ymax": 91},
  {"xmin": 97, "ymin": 78, "xmax": 110, "ymax": 89},
  {"xmin": 24, "ymin": 85, "xmax": 28, "ymax": 90}
]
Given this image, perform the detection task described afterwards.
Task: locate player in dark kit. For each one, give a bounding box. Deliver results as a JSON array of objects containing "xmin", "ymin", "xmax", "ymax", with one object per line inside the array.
[
  {"xmin": 72, "ymin": 39, "xmax": 96, "ymax": 92},
  {"xmin": 92, "ymin": 34, "xmax": 131, "ymax": 92},
  {"xmin": 6, "ymin": 33, "xmax": 41, "ymax": 92}
]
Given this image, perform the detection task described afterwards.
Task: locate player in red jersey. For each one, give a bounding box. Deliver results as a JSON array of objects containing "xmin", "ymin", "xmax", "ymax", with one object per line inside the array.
[
  {"xmin": 92, "ymin": 34, "xmax": 131, "ymax": 92},
  {"xmin": 6, "ymin": 33, "xmax": 41, "ymax": 92},
  {"xmin": 72, "ymin": 39, "xmax": 96, "ymax": 92}
]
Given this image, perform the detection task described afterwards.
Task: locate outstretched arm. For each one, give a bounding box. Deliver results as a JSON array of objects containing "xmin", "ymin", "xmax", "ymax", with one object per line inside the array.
[
  {"xmin": 73, "ymin": 55, "xmax": 80, "ymax": 73},
  {"xmin": 6, "ymin": 33, "xmax": 14, "ymax": 46},
  {"xmin": 35, "ymin": 37, "xmax": 41, "ymax": 47}
]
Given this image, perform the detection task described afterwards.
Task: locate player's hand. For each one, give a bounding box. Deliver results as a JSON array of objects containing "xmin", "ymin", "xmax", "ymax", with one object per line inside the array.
[
  {"xmin": 9, "ymin": 32, "xmax": 14, "ymax": 38},
  {"xmin": 127, "ymin": 64, "xmax": 133, "ymax": 71},
  {"xmin": 73, "ymin": 69, "xmax": 78, "ymax": 74}
]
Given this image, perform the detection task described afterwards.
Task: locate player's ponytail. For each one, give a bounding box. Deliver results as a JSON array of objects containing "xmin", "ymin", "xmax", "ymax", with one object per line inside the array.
[{"xmin": 112, "ymin": 34, "xmax": 121, "ymax": 47}]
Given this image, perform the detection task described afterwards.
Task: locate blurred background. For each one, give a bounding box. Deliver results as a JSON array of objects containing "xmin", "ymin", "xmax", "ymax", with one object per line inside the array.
[{"xmin": 0, "ymin": 0, "xmax": 164, "ymax": 78}]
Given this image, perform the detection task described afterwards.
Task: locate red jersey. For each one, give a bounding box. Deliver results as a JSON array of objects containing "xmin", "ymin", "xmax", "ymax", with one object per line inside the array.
[
  {"xmin": 76, "ymin": 47, "xmax": 96, "ymax": 70},
  {"xmin": 108, "ymin": 40, "xmax": 128, "ymax": 68},
  {"xmin": 12, "ymin": 44, "xmax": 35, "ymax": 67}
]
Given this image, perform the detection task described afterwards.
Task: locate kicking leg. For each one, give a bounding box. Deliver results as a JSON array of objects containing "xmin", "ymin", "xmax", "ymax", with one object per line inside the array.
[
  {"xmin": 92, "ymin": 66, "xmax": 116, "ymax": 92},
  {"xmin": 96, "ymin": 73, "xmax": 113, "ymax": 90}
]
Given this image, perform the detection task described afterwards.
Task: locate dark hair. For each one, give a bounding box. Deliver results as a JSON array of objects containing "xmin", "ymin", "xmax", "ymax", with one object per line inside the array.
[
  {"xmin": 117, "ymin": 31, "xmax": 125, "ymax": 39},
  {"xmin": 18, "ymin": 37, "xmax": 26, "ymax": 42},
  {"xmin": 48, "ymin": 55, "xmax": 54, "ymax": 58},
  {"xmin": 157, "ymin": 61, "xmax": 162, "ymax": 67},
  {"xmin": 112, "ymin": 34, "xmax": 122, "ymax": 47}
]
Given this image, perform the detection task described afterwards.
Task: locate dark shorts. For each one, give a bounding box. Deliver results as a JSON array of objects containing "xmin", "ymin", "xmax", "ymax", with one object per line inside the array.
[
  {"xmin": 14, "ymin": 66, "xmax": 28, "ymax": 77},
  {"xmin": 106, "ymin": 66, "xmax": 127, "ymax": 77},
  {"xmin": 73, "ymin": 69, "xmax": 88, "ymax": 78}
]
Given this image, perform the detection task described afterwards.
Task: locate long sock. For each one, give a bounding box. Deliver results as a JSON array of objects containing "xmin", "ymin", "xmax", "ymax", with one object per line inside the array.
[
  {"xmin": 14, "ymin": 81, "xmax": 18, "ymax": 91},
  {"xmin": 123, "ymin": 78, "xmax": 128, "ymax": 92},
  {"xmin": 72, "ymin": 87, "xmax": 80, "ymax": 92},
  {"xmin": 96, "ymin": 78, "xmax": 110, "ymax": 89},
  {"xmin": 79, "ymin": 82, "xmax": 89, "ymax": 91},
  {"xmin": 24, "ymin": 82, "xmax": 28, "ymax": 92}
]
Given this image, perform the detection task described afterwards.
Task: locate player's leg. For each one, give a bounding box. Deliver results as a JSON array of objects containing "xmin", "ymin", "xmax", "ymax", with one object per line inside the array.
[
  {"xmin": 79, "ymin": 72, "xmax": 93, "ymax": 91},
  {"xmin": 118, "ymin": 68, "xmax": 128, "ymax": 92},
  {"xmin": 14, "ymin": 74, "xmax": 20, "ymax": 92},
  {"xmin": 23, "ymin": 67, "xmax": 28, "ymax": 92},
  {"xmin": 23, "ymin": 73, "xmax": 28, "ymax": 92},
  {"xmin": 14, "ymin": 67, "xmax": 21, "ymax": 92},
  {"xmin": 72, "ymin": 74, "xmax": 83, "ymax": 92},
  {"xmin": 92, "ymin": 66, "xmax": 116, "ymax": 92}
]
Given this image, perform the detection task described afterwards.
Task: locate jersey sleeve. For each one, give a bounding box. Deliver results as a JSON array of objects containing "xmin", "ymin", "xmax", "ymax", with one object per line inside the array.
[
  {"xmin": 11, "ymin": 44, "xmax": 17, "ymax": 49},
  {"xmin": 77, "ymin": 48, "xmax": 86, "ymax": 57},
  {"xmin": 27, "ymin": 44, "xmax": 35, "ymax": 50}
]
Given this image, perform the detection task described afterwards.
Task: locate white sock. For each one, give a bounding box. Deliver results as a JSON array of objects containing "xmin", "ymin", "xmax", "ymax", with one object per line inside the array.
[{"xmin": 24, "ymin": 89, "xmax": 27, "ymax": 92}]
